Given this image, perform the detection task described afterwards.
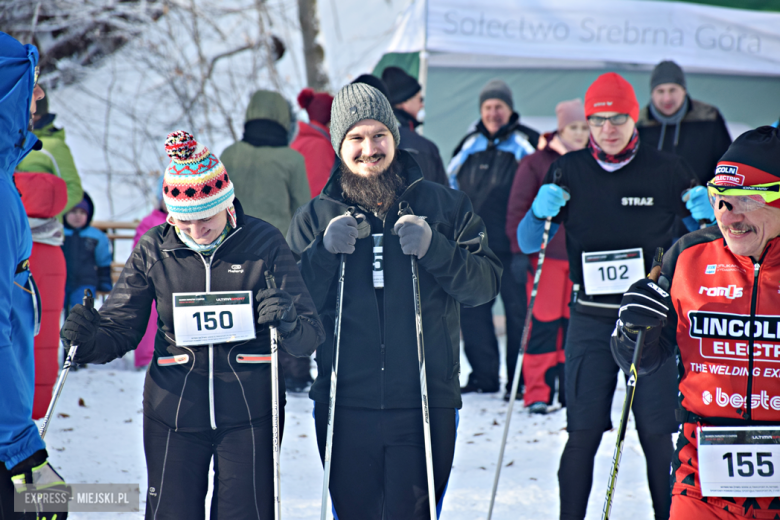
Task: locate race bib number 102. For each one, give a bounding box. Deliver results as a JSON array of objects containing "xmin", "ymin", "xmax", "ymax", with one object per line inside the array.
[
  {"xmin": 698, "ymin": 426, "xmax": 780, "ymax": 497},
  {"xmin": 581, "ymin": 247, "xmax": 645, "ymax": 295},
  {"xmin": 172, "ymin": 291, "xmax": 256, "ymax": 347}
]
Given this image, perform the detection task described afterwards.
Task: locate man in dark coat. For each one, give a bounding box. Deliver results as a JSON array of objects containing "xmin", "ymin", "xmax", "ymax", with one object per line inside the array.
[
  {"xmin": 637, "ymin": 60, "xmax": 732, "ymax": 186},
  {"xmin": 288, "ymin": 82, "xmax": 501, "ymax": 519},
  {"xmin": 381, "ymin": 66, "xmax": 448, "ymax": 186},
  {"xmin": 447, "ymin": 78, "xmax": 538, "ymax": 394}
]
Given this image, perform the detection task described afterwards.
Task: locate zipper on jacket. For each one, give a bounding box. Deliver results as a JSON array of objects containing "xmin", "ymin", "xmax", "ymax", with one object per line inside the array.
[
  {"xmin": 745, "ymin": 261, "xmax": 762, "ymax": 421},
  {"xmin": 162, "ymin": 228, "xmax": 242, "ymax": 431}
]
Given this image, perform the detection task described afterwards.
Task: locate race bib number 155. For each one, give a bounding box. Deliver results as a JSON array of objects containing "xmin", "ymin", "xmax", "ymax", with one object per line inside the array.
[{"xmin": 698, "ymin": 426, "xmax": 780, "ymax": 497}]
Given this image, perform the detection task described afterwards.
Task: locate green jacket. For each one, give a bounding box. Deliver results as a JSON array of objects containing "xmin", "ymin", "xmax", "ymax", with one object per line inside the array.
[
  {"xmin": 220, "ymin": 90, "xmax": 311, "ymax": 238},
  {"xmin": 16, "ymin": 122, "xmax": 83, "ymax": 216}
]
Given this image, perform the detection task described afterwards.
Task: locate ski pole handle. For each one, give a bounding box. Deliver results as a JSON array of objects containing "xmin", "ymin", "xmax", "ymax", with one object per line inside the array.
[{"xmin": 265, "ymin": 271, "xmax": 277, "ymax": 290}]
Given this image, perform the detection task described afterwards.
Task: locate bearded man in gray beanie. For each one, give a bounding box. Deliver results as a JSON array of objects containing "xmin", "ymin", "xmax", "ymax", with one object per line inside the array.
[{"xmin": 288, "ymin": 82, "xmax": 501, "ymax": 519}]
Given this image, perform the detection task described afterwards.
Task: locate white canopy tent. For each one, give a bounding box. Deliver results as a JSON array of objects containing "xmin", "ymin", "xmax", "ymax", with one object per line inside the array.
[{"xmin": 376, "ymin": 0, "xmax": 780, "ymax": 159}]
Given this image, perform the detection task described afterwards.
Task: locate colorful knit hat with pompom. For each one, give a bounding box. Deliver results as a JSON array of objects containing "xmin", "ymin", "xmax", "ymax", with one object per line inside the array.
[{"xmin": 162, "ymin": 130, "xmax": 234, "ymax": 221}]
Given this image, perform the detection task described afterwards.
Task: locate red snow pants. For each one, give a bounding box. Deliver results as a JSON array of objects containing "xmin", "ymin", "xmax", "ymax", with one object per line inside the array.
[
  {"xmin": 522, "ymin": 256, "xmax": 571, "ymax": 406},
  {"xmin": 30, "ymin": 243, "xmax": 67, "ymax": 419}
]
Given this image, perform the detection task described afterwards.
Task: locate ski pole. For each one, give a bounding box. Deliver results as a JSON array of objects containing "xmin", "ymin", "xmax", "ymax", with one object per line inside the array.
[
  {"xmin": 40, "ymin": 288, "xmax": 94, "ymax": 440},
  {"xmin": 601, "ymin": 247, "xmax": 664, "ymax": 520},
  {"xmin": 487, "ymin": 169, "xmax": 563, "ymax": 519},
  {"xmin": 320, "ymin": 208, "xmax": 355, "ymax": 520},
  {"xmin": 398, "ymin": 201, "xmax": 438, "ymax": 520},
  {"xmin": 264, "ymin": 271, "xmax": 282, "ymax": 520}
]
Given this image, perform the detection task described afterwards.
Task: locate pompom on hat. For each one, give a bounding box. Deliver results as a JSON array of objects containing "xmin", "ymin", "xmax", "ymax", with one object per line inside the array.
[
  {"xmin": 162, "ymin": 130, "xmax": 235, "ymax": 221},
  {"xmin": 298, "ymin": 88, "xmax": 333, "ymax": 126},
  {"xmin": 584, "ymin": 73, "xmax": 639, "ymax": 123}
]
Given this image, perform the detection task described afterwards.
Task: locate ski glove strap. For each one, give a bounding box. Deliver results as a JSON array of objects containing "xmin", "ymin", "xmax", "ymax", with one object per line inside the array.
[
  {"xmin": 531, "ymin": 184, "xmax": 570, "ymax": 219},
  {"xmin": 393, "ymin": 215, "xmax": 432, "ymax": 259},
  {"xmin": 256, "ymin": 288, "xmax": 298, "ymax": 332},
  {"xmin": 618, "ymin": 277, "xmax": 671, "ymax": 332}
]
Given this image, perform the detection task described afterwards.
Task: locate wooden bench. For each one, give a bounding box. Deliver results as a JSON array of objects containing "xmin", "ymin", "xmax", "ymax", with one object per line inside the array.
[{"xmin": 91, "ymin": 220, "xmax": 140, "ymax": 284}]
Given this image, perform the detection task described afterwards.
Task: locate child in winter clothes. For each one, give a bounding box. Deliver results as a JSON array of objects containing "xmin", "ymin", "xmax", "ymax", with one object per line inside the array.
[
  {"xmin": 62, "ymin": 192, "xmax": 112, "ymax": 310},
  {"xmin": 131, "ymin": 177, "xmax": 167, "ymax": 368}
]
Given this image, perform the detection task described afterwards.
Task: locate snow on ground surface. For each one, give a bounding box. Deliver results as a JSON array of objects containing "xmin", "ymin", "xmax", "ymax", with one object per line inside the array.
[{"xmin": 39, "ymin": 333, "xmax": 666, "ymax": 520}]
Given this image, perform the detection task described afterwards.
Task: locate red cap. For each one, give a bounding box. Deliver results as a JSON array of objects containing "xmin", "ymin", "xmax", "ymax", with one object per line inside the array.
[
  {"xmin": 584, "ymin": 73, "xmax": 639, "ymax": 123},
  {"xmin": 298, "ymin": 88, "xmax": 334, "ymax": 126}
]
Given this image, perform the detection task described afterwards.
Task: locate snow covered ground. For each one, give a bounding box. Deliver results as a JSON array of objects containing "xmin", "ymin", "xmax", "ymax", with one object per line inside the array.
[{"xmin": 39, "ymin": 334, "xmax": 665, "ymax": 520}]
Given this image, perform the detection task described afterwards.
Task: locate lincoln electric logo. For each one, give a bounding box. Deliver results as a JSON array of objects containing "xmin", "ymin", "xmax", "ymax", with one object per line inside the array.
[
  {"xmin": 699, "ymin": 285, "xmax": 743, "ymax": 299},
  {"xmin": 713, "ymin": 165, "xmax": 745, "ymax": 187},
  {"xmin": 688, "ymin": 310, "xmax": 780, "ymax": 363}
]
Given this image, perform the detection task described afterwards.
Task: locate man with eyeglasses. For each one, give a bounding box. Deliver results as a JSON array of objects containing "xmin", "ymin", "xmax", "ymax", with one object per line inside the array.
[
  {"xmin": 612, "ymin": 126, "xmax": 780, "ymax": 519},
  {"xmin": 518, "ymin": 72, "xmax": 712, "ymax": 520},
  {"xmin": 381, "ymin": 67, "xmax": 448, "ymax": 186}
]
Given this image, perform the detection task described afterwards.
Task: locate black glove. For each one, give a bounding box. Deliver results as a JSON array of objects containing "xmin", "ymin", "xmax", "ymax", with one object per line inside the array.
[
  {"xmin": 618, "ymin": 278, "xmax": 671, "ymax": 333},
  {"xmin": 60, "ymin": 304, "xmax": 100, "ymax": 353},
  {"xmin": 11, "ymin": 449, "xmax": 70, "ymax": 519},
  {"xmin": 256, "ymin": 288, "xmax": 297, "ymax": 332}
]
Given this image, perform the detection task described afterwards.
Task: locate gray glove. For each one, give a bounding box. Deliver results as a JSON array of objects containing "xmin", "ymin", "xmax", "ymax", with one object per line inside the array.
[
  {"xmin": 323, "ymin": 214, "xmax": 358, "ymax": 254},
  {"xmin": 394, "ymin": 215, "xmax": 432, "ymax": 258}
]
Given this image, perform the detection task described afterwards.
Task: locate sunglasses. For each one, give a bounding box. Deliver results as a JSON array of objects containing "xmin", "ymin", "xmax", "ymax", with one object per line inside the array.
[
  {"xmin": 707, "ymin": 182, "xmax": 780, "ymax": 214},
  {"xmin": 587, "ymin": 114, "xmax": 629, "ymax": 127}
]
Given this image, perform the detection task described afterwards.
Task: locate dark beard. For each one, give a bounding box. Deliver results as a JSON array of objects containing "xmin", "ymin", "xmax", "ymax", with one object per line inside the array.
[{"xmin": 339, "ymin": 157, "xmax": 406, "ymax": 217}]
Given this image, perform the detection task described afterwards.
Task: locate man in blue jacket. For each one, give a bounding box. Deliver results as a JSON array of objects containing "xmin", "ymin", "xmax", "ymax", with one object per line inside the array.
[{"xmin": 0, "ymin": 31, "xmax": 68, "ymax": 519}]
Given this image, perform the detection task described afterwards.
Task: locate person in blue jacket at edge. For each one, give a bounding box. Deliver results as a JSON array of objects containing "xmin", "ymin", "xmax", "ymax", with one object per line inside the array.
[{"xmin": 0, "ymin": 31, "xmax": 70, "ymax": 519}]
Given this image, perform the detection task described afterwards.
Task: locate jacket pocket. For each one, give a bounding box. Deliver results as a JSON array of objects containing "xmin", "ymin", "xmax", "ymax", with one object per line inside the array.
[{"xmin": 442, "ymin": 316, "xmax": 458, "ymax": 381}]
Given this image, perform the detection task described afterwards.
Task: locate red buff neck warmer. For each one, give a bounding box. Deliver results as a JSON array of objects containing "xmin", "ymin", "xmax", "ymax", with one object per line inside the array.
[{"xmin": 588, "ymin": 128, "xmax": 640, "ymax": 172}]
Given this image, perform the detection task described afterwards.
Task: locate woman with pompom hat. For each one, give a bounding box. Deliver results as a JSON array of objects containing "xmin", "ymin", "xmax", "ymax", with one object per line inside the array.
[
  {"xmin": 291, "ymin": 87, "xmax": 335, "ymax": 197},
  {"xmin": 60, "ymin": 130, "xmax": 325, "ymax": 518}
]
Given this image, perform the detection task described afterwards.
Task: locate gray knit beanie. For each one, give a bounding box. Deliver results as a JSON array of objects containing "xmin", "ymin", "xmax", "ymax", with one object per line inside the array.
[
  {"xmin": 650, "ymin": 61, "xmax": 686, "ymax": 90},
  {"xmin": 479, "ymin": 79, "xmax": 513, "ymax": 110},
  {"xmin": 330, "ymin": 82, "xmax": 401, "ymax": 158}
]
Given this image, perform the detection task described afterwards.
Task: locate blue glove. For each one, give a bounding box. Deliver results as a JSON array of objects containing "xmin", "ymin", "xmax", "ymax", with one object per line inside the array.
[
  {"xmin": 531, "ymin": 184, "xmax": 570, "ymax": 219},
  {"xmin": 683, "ymin": 186, "xmax": 715, "ymax": 223}
]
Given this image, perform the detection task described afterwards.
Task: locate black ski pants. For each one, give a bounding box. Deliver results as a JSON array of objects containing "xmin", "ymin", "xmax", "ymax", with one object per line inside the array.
[
  {"xmin": 314, "ymin": 404, "xmax": 457, "ymax": 520},
  {"xmin": 462, "ymin": 251, "xmax": 527, "ymax": 392},
  {"xmin": 143, "ymin": 410, "xmax": 284, "ymax": 520},
  {"xmin": 558, "ymin": 310, "xmax": 677, "ymax": 520}
]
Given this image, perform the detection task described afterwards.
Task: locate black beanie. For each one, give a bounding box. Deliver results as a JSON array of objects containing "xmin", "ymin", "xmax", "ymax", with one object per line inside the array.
[
  {"xmin": 381, "ymin": 66, "xmax": 421, "ymax": 105},
  {"xmin": 650, "ymin": 61, "xmax": 686, "ymax": 90},
  {"xmin": 351, "ymin": 74, "xmax": 390, "ymax": 101},
  {"xmin": 718, "ymin": 126, "xmax": 780, "ymax": 181}
]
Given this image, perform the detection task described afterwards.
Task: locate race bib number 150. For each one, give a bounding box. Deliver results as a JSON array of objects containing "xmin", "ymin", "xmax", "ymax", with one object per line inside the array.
[{"xmin": 172, "ymin": 291, "xmax": 256, "ymax": 347}]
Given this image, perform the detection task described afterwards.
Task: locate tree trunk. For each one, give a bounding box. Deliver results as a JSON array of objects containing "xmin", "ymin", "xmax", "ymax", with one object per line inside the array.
[{"xmin": 297, "ymin": 0, "xmax": 329, "ymax": 91}]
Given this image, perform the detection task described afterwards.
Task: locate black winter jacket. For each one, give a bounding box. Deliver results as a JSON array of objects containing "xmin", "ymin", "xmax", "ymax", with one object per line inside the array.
[
  {"xmin": 76, "ymin": 199, "xmax": 325, "ymax": 431},
  {"xmin": 637, "ymin": 97, "xmax": 732, "ymax": 186},
  {"xmin": 394, "ymin": 108, "xmax": 448, "ymax": 187},
  {"xmin": 288, "ymin": 150, "xmax": 502, "ymax": 410}
]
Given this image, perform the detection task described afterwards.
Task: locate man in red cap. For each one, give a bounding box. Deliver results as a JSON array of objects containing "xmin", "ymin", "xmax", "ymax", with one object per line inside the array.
[
  {"xmin": 518, "ymin": 72, "xmax": 710, "ymax": 520},
  {"xmin": 613, "ymin": 126, "xmax": 780, "ymax": 520}
]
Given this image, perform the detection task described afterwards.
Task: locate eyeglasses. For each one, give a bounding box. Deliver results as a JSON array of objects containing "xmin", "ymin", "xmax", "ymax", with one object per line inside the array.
[
  {"xmin": 707, "ymin": 182, "xmax": 780, "ymax": 214},
  {"xmin": 587, "ymin": 114, "xmax": 629, "ymax": 127}
]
